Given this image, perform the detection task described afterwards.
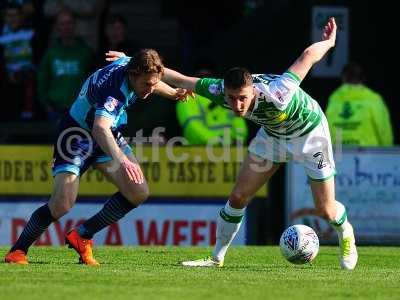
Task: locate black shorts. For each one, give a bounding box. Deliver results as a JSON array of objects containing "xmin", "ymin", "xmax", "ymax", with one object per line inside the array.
[{"xmin": 52, "ymin": 113, "xmax": 132, "ymax": 177}]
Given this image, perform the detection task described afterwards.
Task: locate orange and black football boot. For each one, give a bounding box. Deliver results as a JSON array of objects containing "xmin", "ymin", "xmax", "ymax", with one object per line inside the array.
[
  {"xmin": 4, "ymin": 250, "xmax": 29, "ymax": 265},
  {"xmin": 65, "ymin": 229, "xmax": 99, "ymax": 266}
]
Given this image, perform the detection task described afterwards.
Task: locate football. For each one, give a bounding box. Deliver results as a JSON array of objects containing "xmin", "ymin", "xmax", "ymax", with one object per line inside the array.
[{"xmin": 279, "ymin": 224, "xmax": 319, "ymax": 264}]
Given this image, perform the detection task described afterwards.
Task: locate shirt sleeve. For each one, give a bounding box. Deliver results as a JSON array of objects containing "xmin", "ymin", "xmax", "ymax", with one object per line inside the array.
[
  {"xmin": 258, "ymin": 71, "xmax": 301, "ymax": 110},
  {"xmin": 194, "ymin": 78, "xmax": 226, "ymax": 106},
  {"xmin": 95, "ymin": 95, "xmax": 124, "ymax": 124}
]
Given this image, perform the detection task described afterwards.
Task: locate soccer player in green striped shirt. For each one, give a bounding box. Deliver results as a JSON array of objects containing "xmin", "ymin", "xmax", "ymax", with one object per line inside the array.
[{"xmin": 108, "ymin": 18, "xmax": 357, "ymax": 270}]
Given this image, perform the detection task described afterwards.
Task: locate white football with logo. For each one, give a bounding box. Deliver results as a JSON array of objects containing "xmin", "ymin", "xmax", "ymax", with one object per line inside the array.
[{"xmin": 279, "ymin": 224, "xmax": 319, "ymax": 264}]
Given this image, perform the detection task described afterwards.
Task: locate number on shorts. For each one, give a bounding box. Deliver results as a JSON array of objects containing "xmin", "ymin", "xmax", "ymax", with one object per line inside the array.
[{"xmin": 313, "ymin": 152, "xmax": 327, "ymax": 169}]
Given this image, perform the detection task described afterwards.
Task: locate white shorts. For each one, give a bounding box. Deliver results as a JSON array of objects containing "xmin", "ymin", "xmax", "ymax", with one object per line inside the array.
[{"xmin": 248, "ymin": 116, "xmax": 336, "ymax": 181}]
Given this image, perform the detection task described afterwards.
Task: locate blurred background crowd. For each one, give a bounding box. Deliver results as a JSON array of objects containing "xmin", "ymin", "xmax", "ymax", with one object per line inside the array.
[{"xmin": 0, "ymin": 0, "xmax": 397, "ymax": 146}]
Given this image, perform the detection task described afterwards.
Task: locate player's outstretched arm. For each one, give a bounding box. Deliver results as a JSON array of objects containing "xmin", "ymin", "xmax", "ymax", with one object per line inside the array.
[
  {"xmin": 105, "ymin": 51, "xmax": 199, "ymax": 91},
  {"xmin": 154, "ymin": 81, "xmax": 193, "ymax": 101},
  {"xmin": 163, "ymin": 68, "xmax": 200, "ymax": 91},
  {"xmin": 289, "ymin": 17, "xmax": 337, "ymax": 81}
]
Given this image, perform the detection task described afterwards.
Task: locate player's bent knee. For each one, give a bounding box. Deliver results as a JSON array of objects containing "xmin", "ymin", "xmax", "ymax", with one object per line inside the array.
[
  {"xmin": 48, "ymin": 198, "xmax": 74, "ymax": 220},
  {"xmin": 133, "ymin": 186, "xmax": 149, "ymax": 204},
  {"xmin": 122, "ymin": 184, "xmax": 149, "ymax": 206},
  {"xmin": 315, "ymin": 205, "xmax": 336, "ymax": 221}
]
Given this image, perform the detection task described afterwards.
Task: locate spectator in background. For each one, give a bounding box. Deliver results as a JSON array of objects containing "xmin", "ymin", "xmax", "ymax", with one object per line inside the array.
[
  {"xmin": 1, "ymin": 1, "xmax": 34, "ymax": 30},
  {"xmin": 44, "ymin": 0, "xmax": 107, "ymax": 52},
  {"xmin": 2, "ymin": 1, "xmax": 50, "ymax": 66},
  {"xmin": 96, "ymin": 14, "xmax": 140, "ymax": 68},
  {"xmin": 176, "ymin": 61, "xmax": 248, "ymax": 145},
  {"xmin": 18, "ymin": 0, "xmax": 49, "ymax": 64},
  {"xmin": 326, "ymin": 62, "xmax": 393, "ymax": 146},
  {"xmin": 12, "ymin": 0, "xmax": 35, "ymax": 27},
  {"xmin": 38, "ymin": 9, "xmax": 93, "ymax": 121},
  {"xmin": 0, "ymin": 3, "xmax": 35, "ymax": 120}
]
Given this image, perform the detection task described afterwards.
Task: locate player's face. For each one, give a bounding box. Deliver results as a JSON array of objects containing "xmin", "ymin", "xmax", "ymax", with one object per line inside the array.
[
  {"xmin": 224, "ymin": 85, "xmax": 255, "ymax": 116},
  {"xmin": 129, "ymin": 72, "xmax": 161, "ymax": 99}
]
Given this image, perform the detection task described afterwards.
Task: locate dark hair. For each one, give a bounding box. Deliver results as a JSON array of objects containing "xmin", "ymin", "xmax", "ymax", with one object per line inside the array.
[
  {"xmin": 342, "ymin": 62, "xmax": 365, "ymax": 84},
  {"xmin": 127, "ymin": 49, "xmax": 164, "ymax": 76},
  {"xmin": 223, "ymin": 67, "xmax": 253, "ymax": 89}
]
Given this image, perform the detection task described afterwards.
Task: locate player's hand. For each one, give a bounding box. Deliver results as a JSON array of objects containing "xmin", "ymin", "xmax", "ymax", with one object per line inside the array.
[
  {"xmin": 105, "ymin": 51, "xmax": 127, "ymax": 62},
  {"xmin": 120, "ymin": 157, "xmax": 144, "ymax": 184},
  {"xmin": 322, "ymin": 17, "xmax": 337, "ymax": 48},
  {"xmin": 175, "ymin": 88, "xmax": 195, "ymax": 102}
]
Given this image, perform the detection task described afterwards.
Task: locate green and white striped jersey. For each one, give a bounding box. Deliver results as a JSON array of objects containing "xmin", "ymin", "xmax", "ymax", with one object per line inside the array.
[{"xmin": 194, "ymin": 71, "xmax": 323, "ymax": 139}]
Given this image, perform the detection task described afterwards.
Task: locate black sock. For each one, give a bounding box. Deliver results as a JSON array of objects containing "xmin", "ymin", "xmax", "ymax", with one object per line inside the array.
[
  {"xmin": 11, "ymin": 204, "xmax": 54, "ymax": 253},
  {"xmin": 78, "ymin": 192, "xmax": 136, "ymax": 239}
]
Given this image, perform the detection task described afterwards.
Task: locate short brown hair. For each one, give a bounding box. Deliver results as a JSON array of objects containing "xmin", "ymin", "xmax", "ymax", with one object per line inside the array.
[
  {"xmin": 127, "ymin": 49, "xmax": 164, "ymax": 76},
  {"xmin": 224, "ymin": 67, "xmax": 253, "ymax": 89}
]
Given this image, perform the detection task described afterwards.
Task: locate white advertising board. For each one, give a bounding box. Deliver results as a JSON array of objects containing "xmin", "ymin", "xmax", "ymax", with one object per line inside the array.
[{"xmin": 286, "ymin": 148, "xmax": 400, "ymax": 244}]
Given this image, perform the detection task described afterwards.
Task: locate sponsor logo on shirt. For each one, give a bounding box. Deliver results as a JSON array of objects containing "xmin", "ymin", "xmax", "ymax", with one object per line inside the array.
[
  {"xmin": 276, "ymin": 112, "xmax": 288, "ymax": 121},
  {"xmin": 208, "ymin": 84, "xmax": 221, "ymax": 95},
  {"xmin": 265, "ymin": 110, "xmax": 287, "ymax": 122},
  {"xmin": 96, "ymin": 64, "xmax": 123, "ymax": 88},
  {"xmin": 104, "ymin": 96, "xmax": 119, "ymax": 112}
]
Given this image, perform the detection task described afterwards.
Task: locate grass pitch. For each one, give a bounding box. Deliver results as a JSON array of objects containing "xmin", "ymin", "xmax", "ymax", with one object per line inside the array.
[{"xmin": 0, "ymin": 246, "xmax": 398, "ymax": 300}]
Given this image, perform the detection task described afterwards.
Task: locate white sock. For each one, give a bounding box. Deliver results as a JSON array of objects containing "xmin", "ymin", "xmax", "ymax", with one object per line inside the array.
[
  {"xmin": 330, "ymin": 200, "xmax": 353, "ymax": 237},
  {"xmin": 212, "ymin": 201, "xmax": 245, "ymax": 262}
]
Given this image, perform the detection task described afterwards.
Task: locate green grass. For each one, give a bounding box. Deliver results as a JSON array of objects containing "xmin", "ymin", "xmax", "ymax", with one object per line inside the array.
[{"xmin": 0, "ymin": 246, "xmax": 398, "ymax": 300}]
